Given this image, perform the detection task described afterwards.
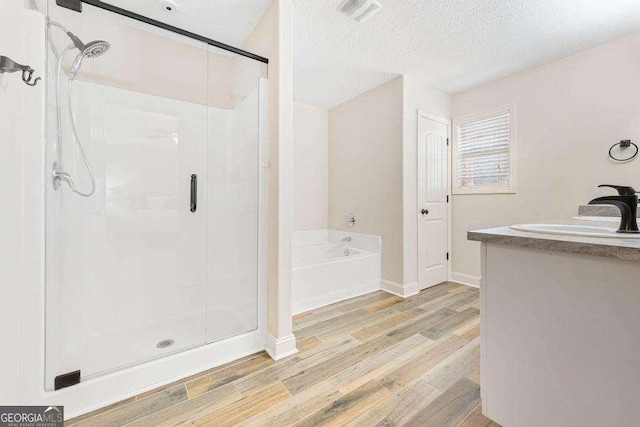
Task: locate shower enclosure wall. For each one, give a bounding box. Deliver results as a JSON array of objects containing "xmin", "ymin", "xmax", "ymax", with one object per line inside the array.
[{"xmin": 44, "ymin": 1, "xmax": 268, "ymax": 391}]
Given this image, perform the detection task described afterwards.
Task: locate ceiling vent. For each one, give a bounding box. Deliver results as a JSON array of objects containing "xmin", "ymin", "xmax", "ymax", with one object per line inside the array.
[
  {"xmin": 158, "ymin": 0, "xmax": 180, "ymax": 14},
  {"xmin": 338, "ymin": 0, "xmax": 382, "ymax": 23}
]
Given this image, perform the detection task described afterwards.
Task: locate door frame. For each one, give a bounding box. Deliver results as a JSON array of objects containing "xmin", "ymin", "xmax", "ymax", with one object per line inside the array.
[{"xmin": 416, "ymin": 110, "xmax": 452, "ymax": 286}]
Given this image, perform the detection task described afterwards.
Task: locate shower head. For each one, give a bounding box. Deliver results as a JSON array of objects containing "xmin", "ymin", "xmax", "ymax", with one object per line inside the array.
[
  {"xmin": 66, "ymin": 31, "xmax": 111, "ymax": 58},
  {"xmin": 67, "ymin": 39, "xmax": 110, "ymax": 79},
  {"xmin": 81, "ymin": 40, "xmax": 111, "ymax": 58}
]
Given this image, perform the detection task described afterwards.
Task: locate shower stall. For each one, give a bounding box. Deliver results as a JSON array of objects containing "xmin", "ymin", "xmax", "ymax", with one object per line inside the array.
[{"xmin": 44, "ymin": 1, "xmax": 268, "ymax": 391}]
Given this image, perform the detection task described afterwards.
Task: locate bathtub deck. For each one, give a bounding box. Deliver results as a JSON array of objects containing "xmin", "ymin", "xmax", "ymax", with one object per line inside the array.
[{"xmin": 68, "ymin": 282, "xmax": 496, "ymax": 426}]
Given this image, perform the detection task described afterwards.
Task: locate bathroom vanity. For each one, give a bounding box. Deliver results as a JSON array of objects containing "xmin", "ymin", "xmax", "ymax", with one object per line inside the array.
[{"xmin": 469, "ymin": 217, "xmax": 640, "ymax": 426}]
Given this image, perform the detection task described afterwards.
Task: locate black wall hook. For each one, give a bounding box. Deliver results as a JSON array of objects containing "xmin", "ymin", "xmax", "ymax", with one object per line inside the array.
[{"xmin": 0, "ymin": 55, "xmax": 41, "ymax": 87}]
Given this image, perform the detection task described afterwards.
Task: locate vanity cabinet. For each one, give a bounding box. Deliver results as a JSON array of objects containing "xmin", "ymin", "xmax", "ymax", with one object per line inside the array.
[{"xmin": 470, "ymin": 231, "xmax": 640, "ymax": 426}]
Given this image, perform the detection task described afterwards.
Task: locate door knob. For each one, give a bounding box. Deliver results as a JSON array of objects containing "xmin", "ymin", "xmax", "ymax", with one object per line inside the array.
[{"xmin": 421, "ymin": 208, "xmax": 429, "ymax": 215}]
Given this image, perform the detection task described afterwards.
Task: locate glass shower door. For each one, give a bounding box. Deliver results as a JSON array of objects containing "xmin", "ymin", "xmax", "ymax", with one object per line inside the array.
[
  {"xmin": 205, "ymin": 47, "xmax": 267, "ymax": 343},
  {"xmin": 45, "ymin": 2, "xmax": 208, "ymax": 389}
]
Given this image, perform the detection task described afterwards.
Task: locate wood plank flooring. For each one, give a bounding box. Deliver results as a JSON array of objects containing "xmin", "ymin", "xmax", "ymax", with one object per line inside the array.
[{"xmin": 68, "ymin": 282, "xmax": 498, "ymax": 426}]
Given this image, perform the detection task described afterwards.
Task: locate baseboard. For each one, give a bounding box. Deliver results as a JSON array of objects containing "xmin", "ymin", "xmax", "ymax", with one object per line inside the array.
[
  {"xmin": 451, "ymin": 272, "xmax": 480, "ymax": 288},
  {"xmin": 264, "ymin": 331, "xmax": 298, "ymax": 361},
  {"xmin": 381, "ymin": 280, "xmax": 419, "ymax": 298}
]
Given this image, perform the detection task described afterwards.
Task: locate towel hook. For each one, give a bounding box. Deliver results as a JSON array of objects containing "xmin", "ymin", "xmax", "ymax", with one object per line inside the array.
[{"xmin": 0, "ymin": 55, "xmax": 41, "ymax": 87}]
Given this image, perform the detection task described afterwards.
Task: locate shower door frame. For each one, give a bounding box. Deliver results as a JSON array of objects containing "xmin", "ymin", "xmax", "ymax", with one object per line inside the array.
[
  {"xmin": 59, "ymin": 0, "xmax": 269, "ymax": 64},
  {"xmin": 19, "ymin": 7, "xmax": 270, "ymax": 417}
]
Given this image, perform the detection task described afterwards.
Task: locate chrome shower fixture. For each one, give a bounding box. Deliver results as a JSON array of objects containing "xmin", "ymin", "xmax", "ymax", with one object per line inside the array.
[
  {"xmin": 347, "ymin": 213, "xmax": 356, "ymax": 227},
  {"xmin": 48, "ymin": 19, "xmax": 111, "ymax": 79},
  {"xmin": 69, "ymin": 39, "xmax": 110, "ymax": 79},
  {"xmin": 48, "ymin": 19, "xmax": 111, "ymax": 197}
]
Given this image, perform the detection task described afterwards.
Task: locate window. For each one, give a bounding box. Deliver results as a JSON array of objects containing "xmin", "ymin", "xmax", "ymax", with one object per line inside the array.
[{"xmin": 453, "ymin": 105, "xmax": 516, "ymax": 194}]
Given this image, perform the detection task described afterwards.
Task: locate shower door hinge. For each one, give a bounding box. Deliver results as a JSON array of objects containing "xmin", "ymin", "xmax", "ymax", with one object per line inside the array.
[
  {"xmin": 446, "ymin": 252, "xmax": 450, "ymax": 261},
  {"xmin": 447, "ymin": 138, "xmax": 449, "ymax": 146},
  {"xmin": 55, "ymin": 370, "xmax": 81, "ymax": 390},
  {"xmin": 56, "ymin": 0, "xmax": 83, "ymax": 13},
  {"xmin": 447, "ymin": 195, "xmax": 449, "ymax": 203}
]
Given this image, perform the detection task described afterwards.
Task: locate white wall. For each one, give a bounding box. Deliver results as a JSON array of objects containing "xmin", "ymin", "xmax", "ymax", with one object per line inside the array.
[
  {"xmin": 328, "ymin": 77, "xmax": 404, "ymax": 284},
  {"xmin": 401, "ymin": 72, "xmax": 452, "ymax": 287},
  {"xmin": 451, "ymin": 32, "xmax": 640, "ymax": 279},
  {"xmin": 242, "ymin": 0, "xmax": 295, "ymax": 349},
  {"xmin": 293, "ymin": 101, "xmax": 328, "ymax": 231},
  {"xmin": 0, "ymin": 0, "xmax": 27, "ymax": 405}
]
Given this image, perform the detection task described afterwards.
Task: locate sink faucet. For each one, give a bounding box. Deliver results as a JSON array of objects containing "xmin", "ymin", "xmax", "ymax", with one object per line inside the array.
[{"xmin": 588, "ymin": 184, "xmax": 639, "ymax": 233}]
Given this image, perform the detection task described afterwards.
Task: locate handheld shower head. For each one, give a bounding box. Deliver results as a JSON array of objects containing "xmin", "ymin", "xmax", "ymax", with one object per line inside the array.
[
  {"xmin": 82, "ymin": 40, "xmax": 111, "ymax": 58},
  {"xmin": 69, "ymin": 39, "xmax": 110, "ymax": 79}
]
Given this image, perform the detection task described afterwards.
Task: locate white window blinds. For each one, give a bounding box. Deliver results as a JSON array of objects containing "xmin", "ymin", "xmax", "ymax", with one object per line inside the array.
[{"xmin": 456, "ymin": 111, "xmax": 511, "ymax": 190}]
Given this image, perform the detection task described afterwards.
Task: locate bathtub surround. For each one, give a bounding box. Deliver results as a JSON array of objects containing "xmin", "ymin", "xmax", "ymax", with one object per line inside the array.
[
  {"xmin": 451, "ymin": 32, "xmax": 640, "ymax": 281},
  {"xmin": 292, "ymin": 230, "xmax": 382, "ymax": 313},
  {"xmin": 293, "ymin": 102, "xmax": 328, "ymax": 231}
]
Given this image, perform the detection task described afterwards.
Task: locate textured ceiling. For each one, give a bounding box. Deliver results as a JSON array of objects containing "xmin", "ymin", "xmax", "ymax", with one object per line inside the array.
[
  {"xmin": 293, "ymin": 0, "xmax": 640, "ymax": 109},
  {"xmin": 105, "ymin": 0, "xmax": 272, "ymax": 47}
]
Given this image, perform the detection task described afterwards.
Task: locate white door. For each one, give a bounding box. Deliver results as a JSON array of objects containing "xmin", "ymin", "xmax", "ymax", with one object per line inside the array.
[{"xmin": 417, "ymin": 113, "xmax": 450, "ymax": 288}]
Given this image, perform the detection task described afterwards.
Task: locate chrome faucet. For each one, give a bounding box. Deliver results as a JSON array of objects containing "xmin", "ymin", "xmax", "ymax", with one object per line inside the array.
[
  {"xmin": 341, "ymin": 237, "xmax": 352, "ymax": 243},
  {"xmin": 588, "ymin": 185, "xmax": 639, "ymax": 233},
  {"xmin": 347, "ymin": 213, "xmax": 356, "ymax": 227}
]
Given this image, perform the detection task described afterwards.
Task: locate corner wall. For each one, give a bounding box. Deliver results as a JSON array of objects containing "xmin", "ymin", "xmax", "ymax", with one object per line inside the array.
[
  {"xmin": 451, "ymin": 32, "xmax": 640, "ymax": 279},
  {"xmin": 328, "ymin": 77, "xmax": 404, "ymax": 284},
  {"xmin": 243, "ymin": 0, "xmax": 295, "ymax": 351},
  {"xmin": 293, "ymin": 102, "xmax": 328, "ymax": 231}
]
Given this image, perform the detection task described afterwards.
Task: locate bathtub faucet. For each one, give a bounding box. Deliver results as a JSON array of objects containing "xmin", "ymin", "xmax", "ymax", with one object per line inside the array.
[{"xmin": 341, "ymin": 237, "xmax": 352, "ymax": 243}]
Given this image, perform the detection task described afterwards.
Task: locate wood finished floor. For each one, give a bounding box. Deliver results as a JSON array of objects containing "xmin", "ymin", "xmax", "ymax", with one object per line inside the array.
[{"xmin": 68, "ymin": 282, "xmax": 498, "ymax": 426}]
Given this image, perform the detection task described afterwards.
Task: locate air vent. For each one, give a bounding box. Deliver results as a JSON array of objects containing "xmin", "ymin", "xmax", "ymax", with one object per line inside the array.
[
  {"xmin": 338, "ymin": 0, "xmax": 382, "ymax": 23},
  {"xmin": 158, "ymin": 0, "xmax": 180, "ymax": 14}
]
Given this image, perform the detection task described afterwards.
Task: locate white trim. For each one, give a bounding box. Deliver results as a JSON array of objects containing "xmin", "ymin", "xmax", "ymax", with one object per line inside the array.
[
  {"xmin": 257, "ymin": 78, "xmax": 270, "ymax": 349},
  {"xmin": 452, "ymin": 103, "xmax": 517, "ymax": 195},
  {"xmin": 381, "ymin": 280, "xmax": 419, "ymax": 298},
  {"xmin": 418, "ymin": 110, "xmax": 450, "ymax": 126},
  {"xmin": 276, "ymin": 0, "xmax": 294, "ymax": 340},
  {"xmin": 416, "ymin": 110, "xmax": 452, "ymax": 288},
  {"xmin": 264, "ymin": 332, "xmax": 298, "ymax": 361},
  {"xmin": 451, "ymin": 272, "xmax": 481, "ymax": 288}
]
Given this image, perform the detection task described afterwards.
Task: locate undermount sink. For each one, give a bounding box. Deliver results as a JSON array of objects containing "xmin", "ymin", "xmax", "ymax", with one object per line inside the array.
[{"xmin": 510, "ymin": 223, "xmax": 640, "ymax": 239}]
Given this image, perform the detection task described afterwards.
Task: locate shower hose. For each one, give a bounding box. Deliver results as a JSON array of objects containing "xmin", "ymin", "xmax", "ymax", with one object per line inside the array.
[{"xmin": 55, "ymin": 44, "xmax": 96, "ymax": 197}]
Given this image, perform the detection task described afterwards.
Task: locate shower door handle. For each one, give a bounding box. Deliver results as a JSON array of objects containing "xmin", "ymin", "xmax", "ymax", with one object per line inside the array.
[{"xmin": 190, "ymin": 174, "xmax": 197, "ymax": 212}]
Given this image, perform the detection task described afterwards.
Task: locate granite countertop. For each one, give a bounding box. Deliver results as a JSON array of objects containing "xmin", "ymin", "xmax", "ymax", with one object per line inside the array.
[{"xmin": 468, "ymin": 218, "xmax": 640, "ymax": 261}]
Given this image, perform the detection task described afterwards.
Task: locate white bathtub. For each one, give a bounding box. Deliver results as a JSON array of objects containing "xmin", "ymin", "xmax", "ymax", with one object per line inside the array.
[{"xmin": 292, "ymin": 230, "xmax": 381, "ymax": 314}]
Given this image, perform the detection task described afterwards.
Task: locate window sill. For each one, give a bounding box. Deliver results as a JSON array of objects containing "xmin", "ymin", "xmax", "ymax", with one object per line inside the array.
[{"xmin": 453, "ymin": 187, "xmax": 516, "ymax": 195}]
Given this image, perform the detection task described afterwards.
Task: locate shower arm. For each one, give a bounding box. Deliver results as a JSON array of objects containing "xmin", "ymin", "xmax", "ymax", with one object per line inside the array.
[{"xmin": 47, "ymin": 19, "xmax": 86, "ymax": 53}]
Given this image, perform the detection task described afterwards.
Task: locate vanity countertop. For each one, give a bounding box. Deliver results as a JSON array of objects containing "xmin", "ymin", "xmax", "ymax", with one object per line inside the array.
[{"xmin": 468, "ymin": 218, "xmax": 640, "ymax": 261}]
